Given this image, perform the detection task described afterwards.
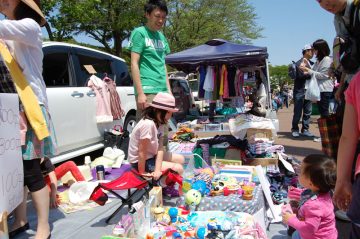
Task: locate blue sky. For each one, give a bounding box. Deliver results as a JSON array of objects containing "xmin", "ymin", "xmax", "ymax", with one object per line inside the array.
[{"xmin": 249, "ymin": 0, "xmax": 336, "ymax": 66}]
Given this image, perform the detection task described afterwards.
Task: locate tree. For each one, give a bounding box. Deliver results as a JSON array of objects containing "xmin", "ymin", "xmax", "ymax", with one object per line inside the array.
[
  {"xmin": 165, "ymin": 0, "xmax": 263, "ymax": 52},
  {"xmin": 42, "ymin": 0, "xmax": 262, "ymax": 57},
  {"xmin": 269, "ymin": 65, "xmax": 292, "ymax": 90}
]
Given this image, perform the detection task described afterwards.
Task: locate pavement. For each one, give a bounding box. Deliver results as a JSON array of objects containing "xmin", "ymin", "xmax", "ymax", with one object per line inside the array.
[{"xmin": 268, "ymin": 105, "xmax": 351, "ymax": 239}]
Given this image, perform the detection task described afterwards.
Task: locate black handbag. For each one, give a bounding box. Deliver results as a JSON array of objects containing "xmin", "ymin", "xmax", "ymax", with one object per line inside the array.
[{"xmin": 104, "ymin": 128, "xmax": 130, "ymax": 158}]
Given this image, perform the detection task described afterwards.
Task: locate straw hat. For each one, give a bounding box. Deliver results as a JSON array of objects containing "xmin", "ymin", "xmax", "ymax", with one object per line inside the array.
[
  {"xmin": 149, "ymin": 92, "xmax": 179, "ymax": 112},
  {"xmin": 21, "ymin": 0, "xmax": 46, "ymax": 26}
]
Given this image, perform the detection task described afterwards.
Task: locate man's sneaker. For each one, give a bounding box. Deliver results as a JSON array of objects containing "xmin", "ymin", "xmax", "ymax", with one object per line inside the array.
[
  {"xmin": 292, "ymin": 131, "xmax": 300, "ymax": 138},
  {"xmin": 301, "ymin": 131, "xmax": 314, "ymax": 137},
  {"xmin": 162, "ymin": 185, "xmax": 179, "ymax": 197}
]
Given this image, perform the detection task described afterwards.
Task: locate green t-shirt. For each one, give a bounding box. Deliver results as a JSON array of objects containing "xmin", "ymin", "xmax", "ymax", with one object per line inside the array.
[{"xmin": 128, "ymin": 26, "xmax": 170, "ymax": 95}]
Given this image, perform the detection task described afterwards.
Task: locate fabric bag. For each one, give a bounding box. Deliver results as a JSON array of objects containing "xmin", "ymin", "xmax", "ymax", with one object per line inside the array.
[
  {"xmin": 103, "ymin": 126, "xmax": 130, "ymax": 158},
  {"xmin": 317, "ymin": 115, "xmax": 342, "ymax": 159},
  {"xmin": 305, "ymin": 74, "xmax": 320, "ymax": 102}
]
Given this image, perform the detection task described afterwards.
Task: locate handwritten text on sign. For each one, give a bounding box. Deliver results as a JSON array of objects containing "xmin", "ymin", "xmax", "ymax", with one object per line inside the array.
[{"xmin": 0, "ymin": 94, "xmax": 23, "ymax": 213}]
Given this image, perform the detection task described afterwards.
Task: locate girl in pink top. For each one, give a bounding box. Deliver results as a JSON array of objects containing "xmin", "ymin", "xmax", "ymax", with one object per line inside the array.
[
  {"xmin": 282, "ymin": 154, "xmax": 337, "ymax": 239},
  {"xmin": 128, "ymin": 92, "xmax": 184, "ymax": 181}
]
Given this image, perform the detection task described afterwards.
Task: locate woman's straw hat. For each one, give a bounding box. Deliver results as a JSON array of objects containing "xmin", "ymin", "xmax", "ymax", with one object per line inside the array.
[{"xmin": 21, "ymin": 0, "xmax": 46, "ymax": 26}]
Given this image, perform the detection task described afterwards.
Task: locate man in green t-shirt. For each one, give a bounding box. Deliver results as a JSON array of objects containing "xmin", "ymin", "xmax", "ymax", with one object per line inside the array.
[{"xmin": 128, "ymin": 0, "xmax": 171, "ymax": 121}]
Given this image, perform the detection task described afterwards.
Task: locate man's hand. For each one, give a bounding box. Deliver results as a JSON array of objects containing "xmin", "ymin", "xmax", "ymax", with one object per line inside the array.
[
  {"xmin": 137, "ymin": 93, "xmax": 147, "ymax": 110},
  {"xmin": 50, "ymin": 192, "xmax": 59, "ymax": 208}
]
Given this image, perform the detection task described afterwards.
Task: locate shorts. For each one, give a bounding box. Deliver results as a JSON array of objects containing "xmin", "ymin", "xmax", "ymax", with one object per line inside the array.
[
  {"xmin": 131, "ymin": 157, "xmax": 156, "ymax": 172},
  {"xmin": 23, "ymin": 158, "xmax": 46, "ymax": 192}
]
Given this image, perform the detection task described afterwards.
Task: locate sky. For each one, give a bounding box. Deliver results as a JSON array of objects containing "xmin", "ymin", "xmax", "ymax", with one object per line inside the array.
[{"xmin": 248, "ymin": 0, "xmax": 336, "ymax": 66}]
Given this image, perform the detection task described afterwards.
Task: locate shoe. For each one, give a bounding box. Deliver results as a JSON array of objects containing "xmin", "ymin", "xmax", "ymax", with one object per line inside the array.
[
  {"xmin": 335, "ymin": 210, "xmax": 351, "ymax": 222},
  {"xmin": 291, "ymin": 131, "xmax": 300, "ymax": 138},
  {"xmin": 9, "ymin": 222, "xmax": 29, "ymax": 238},
  {"xmin": 301, "ymin": 131, "xmax": 314, "ymax": 137},
  {"xmin": 113, "ymin": 222, "xmax": 125, "ymax": 236},
  {"xmin": 313, "ymin": 137, "xmax": 321, "ymax": 142},
  {"xmin": 162, "ymin": 185, "xmax": 179, "ymax": 197}
]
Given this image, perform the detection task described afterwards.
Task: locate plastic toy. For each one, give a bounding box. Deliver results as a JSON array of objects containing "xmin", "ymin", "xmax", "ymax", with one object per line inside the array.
[
  {"xmin": 168, "ymin": 207, "xmax": 179, "ymax": 223},
  {"xmin": 192, "ymin": 180, "xmax": 209, "ymax": 196},
  {"xmin": 242, "ymin": 185, "xmax": 254, "ymax": 200},
  {"xmin": 172, "ymin": 232, "xmax": 182, "ymax": 239},
  {"xmin": 211, "ymin": 174, "xmax": 240, "ymax": 195},
  {"xmin": 152, "ymin": 206, "xmax": 165, "ymax": 222},
  {"xmin": 185, "ymin": 189, "xmax": 202, "ymax": 208},
  {"xmin": 195, "ymin": 226, "xmax": 207, "ymax": 239}
]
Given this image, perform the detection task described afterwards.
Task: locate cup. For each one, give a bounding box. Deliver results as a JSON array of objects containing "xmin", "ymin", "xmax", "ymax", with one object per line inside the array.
[{"xmin": 96, "ymin": 165, "xmax": 105, "ymax": 180}]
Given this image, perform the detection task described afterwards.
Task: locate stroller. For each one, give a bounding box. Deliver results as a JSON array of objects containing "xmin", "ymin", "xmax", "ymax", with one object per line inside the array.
[{"xmin": 89, "ymin": 168, "xmax": 182, "ymax": 223}]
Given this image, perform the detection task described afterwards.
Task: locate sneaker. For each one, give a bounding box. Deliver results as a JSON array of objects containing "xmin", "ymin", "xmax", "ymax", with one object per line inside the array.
[
  {"xmin": 313, "ymin": 137, "xmax": 321, "ymax": 142},
  {"xmin": 162, "ymin": 185, "xmax": 180, "ymax": 197},
  {"xmin": 335, "ymin": 210, "xmax": 351, "ymax": 222},
  {"xmin": 112, "ymin": 222, "xmax": 125, "ymax": 236},
  {"xmin": 292, "ymin": 131, "xmax": 300, "ymax": 138},
  {"xmin": 301, "ymin": 131, "xmax": 314, "ymax": 137}
]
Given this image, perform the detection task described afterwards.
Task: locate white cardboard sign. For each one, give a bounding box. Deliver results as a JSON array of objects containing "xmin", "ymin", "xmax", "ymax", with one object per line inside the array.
[{"xmin": 0, "ymin": 94, "xmax": 23, "ymax": 213}]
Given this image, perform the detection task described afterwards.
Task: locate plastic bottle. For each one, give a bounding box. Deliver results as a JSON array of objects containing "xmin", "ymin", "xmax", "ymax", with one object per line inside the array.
[{"xmin": 84, "ymin": 155, "xmax": 91, "ymax": 168}]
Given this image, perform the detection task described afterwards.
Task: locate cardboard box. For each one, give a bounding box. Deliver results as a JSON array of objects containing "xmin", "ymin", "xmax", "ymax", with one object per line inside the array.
[
  {"xmin": 211, "ymin": 158, "xmax": 242, "ymax": 168},
  {"xmin": 244, "ymin": 156, "xmax": 278, "ymax": 167},
  {"xmin": 149, "ymin": 186, "xmax": 162, "ymax": 207}
]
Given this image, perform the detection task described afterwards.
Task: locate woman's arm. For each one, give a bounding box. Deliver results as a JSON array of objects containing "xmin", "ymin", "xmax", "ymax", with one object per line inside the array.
[
  {"xmin": 334, "ymin": 103, "xmax": 359, "ymax": 210},
  {"xmin": 47, "ymin": 171, "xmax": 59, "ymax": 208},
  {"xmin": 307, "ymin": 57, "xmax": 333, "ymax": 80},
  {"xmin": 138, "ymin": 138, "xmax": 150, "ymax": 174},
  {"xmin": 153, "ymin": 136, "xmax": 164, "ymax": 180}
]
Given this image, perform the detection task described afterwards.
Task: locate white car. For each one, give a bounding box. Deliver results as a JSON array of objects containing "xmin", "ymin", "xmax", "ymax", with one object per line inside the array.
[{"xmin": 43, "ymin": 42, "xmax": 136, "ymax": 164}]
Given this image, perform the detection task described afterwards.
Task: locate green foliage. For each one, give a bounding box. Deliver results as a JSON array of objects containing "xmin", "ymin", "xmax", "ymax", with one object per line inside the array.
[
  {"xmin": 43, "ymin": 0, "xmax": 262, "ymax": 58},
  {"xmin": 269, "ymin": 65, "xmax": 292, "ymax": 90}
]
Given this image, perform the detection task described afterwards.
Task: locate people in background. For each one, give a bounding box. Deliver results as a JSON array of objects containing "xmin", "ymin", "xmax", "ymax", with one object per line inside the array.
[
  {"xmin": 282, "ymin": 154, "xmax": 337, "ymax": 239},
  {"xmin": 291, "ymin": 44, "xmax": 314, "ymax": 138},
  {"xmin": 0, "ymin": 1, "xmax": 57, "ymax": 239},
  {"xmin": 248, "ymin": 71, "xmax": 267, "ymax": 117},
  {"xmin": 128, "ymin": 92, "xmax": 184, "ymax": 197},
  {"xmin": 300, "ymin": 39, "xmax": 334, "ymax": 118}
]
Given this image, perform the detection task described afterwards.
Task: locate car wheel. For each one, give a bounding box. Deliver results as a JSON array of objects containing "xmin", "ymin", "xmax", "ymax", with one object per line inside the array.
[{"xmin": 124, "ymin": 114, "xmax": 136, "ymax": 134}]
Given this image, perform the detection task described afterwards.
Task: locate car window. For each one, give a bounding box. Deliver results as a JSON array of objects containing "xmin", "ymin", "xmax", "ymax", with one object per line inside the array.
[
  {"xmin": 43, "ymin": 52, "xmax": 71, "ymax": 87},
  {"xmin": 113, "ymin": 60, "xmax": 132, "ymax": 86},
  {"xmin": 75, "ymin": 53, "xmax": 113, "ymax": 86}
]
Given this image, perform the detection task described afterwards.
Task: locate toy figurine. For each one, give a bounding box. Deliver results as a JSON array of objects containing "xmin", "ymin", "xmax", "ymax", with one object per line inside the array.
[
  {"xmin": 185, "ymin": 189, "xmax": 202, "ymax": 210},
  {"xmin": 168, "ymin": 207, "xmax": 179, "ymax": 223},
  {"xmin": 192, "ymin": 180, "xmax": 209, "ymax": 196},
  {"xmin": 152, "ymin": 206, "xmax": 165, "ymax": 222},
  {"xmin": 195, "ymin": 226, "xmax": 207, "ymax": 239}
]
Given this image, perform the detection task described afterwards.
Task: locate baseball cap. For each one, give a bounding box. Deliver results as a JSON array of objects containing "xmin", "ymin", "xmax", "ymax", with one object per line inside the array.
[{"xmin": 302, "ymin": 44, "xmax": 313, "ymax": 51}]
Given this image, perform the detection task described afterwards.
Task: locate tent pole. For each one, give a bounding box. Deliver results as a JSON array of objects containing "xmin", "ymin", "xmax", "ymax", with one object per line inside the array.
[{"xmin": 265, "ymin": 59, "xmax": 272, "ymax": 110}]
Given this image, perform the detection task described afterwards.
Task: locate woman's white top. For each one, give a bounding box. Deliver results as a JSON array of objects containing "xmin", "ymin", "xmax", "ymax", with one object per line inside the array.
[{"xmin": 0, "ymin": 18, "xmax": 47, "ymax": 107}]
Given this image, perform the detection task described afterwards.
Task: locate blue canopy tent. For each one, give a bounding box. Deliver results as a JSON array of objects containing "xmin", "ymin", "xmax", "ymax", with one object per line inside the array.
[{"xmin": 165, "ymin": 39, "xmax": 272, "ymax": 108}]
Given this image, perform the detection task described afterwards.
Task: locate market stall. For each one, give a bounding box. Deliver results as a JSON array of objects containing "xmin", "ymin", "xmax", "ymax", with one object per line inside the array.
[{"xmin": 166, "ymin": 38, "xmax": 272, "ymax": 110}]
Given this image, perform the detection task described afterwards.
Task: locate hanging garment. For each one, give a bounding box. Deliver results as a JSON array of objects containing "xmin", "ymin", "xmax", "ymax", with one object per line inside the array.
[
  {"xmin": 198, "ymin": 66, "xmax": 206, "ymax": 99},
  {"xmin": 222, "ymin": 65, "xmax": 229, "ymax": 99},
  {"xmin": 227, "ymin": 66, "xmax": 237, "ymax": 97},
  {"xmin": 88, "ymin": 75, "xmax": 113, "ymax": 123},
  {"xmin": 213, "ymin": 66, "xmax": 220, "ymax": 101},
  {"xmin": 219, "ymin": 65, "xmax": 225, "ymax": 96},
  {"xmin": 103, "ymin": 76, "xmax": 124, "ymax": 120},
  {"xmin": 234, "ymin": 69, "xmax": 243, "ymax": 96}
]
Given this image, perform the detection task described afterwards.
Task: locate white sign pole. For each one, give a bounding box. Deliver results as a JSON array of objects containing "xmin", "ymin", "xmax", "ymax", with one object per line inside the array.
[{"xmin": 0, "ymin": 93, "xmax": 23, "ymax": 214}]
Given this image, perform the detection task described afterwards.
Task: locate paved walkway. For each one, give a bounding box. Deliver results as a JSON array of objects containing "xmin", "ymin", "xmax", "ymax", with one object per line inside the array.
[
  {"xmin": 274, "ymin": 105, "xmax": 322, "ymax": 160},
  {"xmin": 270, "ymin": 105, "xmax": 351, "ymax": 239}
]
